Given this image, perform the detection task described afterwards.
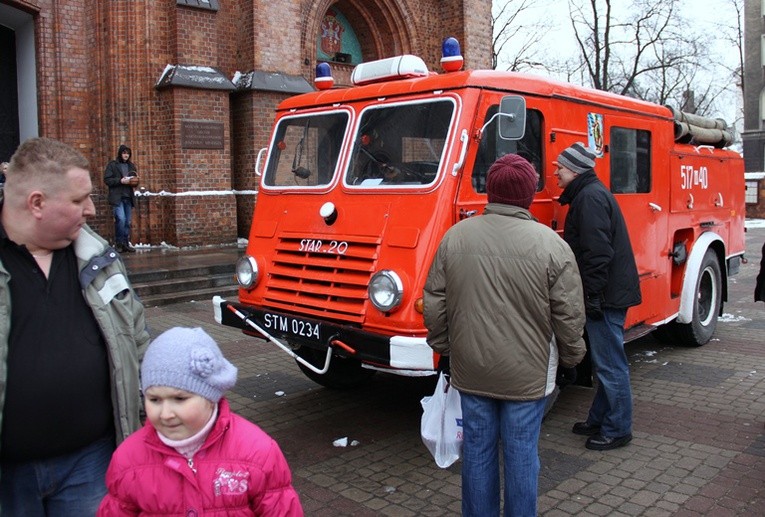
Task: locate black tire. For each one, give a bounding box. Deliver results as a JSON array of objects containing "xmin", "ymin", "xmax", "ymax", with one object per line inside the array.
[
  {"xmin": 294, "ymin": 346, "xmax": 376, "ymax": 389},
  {"xmin": 671, "ymin": 249, "xmax": 722, "ymax": 347}
]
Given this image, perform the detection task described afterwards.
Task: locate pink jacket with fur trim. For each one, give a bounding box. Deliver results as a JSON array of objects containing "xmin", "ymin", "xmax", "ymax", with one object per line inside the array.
[{"xmin": 98, "ymin": 399, "xmax": 303, "ymax": 516}]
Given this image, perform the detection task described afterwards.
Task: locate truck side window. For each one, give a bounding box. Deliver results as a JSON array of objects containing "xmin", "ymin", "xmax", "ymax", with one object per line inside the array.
[
  {"xmin": 472, "ymin": 106, "xmax": 543, "ymax": 193},
  {"xmin": 610, "ymin": 127, "xmax": 651, "ymax": 193}
]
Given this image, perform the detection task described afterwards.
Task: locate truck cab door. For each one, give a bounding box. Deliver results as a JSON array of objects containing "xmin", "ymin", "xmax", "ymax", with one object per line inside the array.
[{"xmin": 455, "ymin": 95, "xmax": 548, "ymax": 225}]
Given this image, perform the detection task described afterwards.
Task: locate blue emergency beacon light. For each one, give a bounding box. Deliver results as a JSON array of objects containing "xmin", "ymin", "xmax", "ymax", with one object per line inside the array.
[
  {"xmin": 314, "ymin": 62, "xmax": 334, "ymax": 90},
  {"xmin": 441, "ymin": 37, "xmax": 463, "ymax": 72}
]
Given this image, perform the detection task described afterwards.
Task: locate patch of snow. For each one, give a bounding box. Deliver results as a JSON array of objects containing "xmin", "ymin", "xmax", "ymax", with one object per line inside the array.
[
  {"xmin": 182, "ymin": 65, "xmax": 218, "ymax": 74},
  {"xmin": 135, "ymin": 189, "xmax": 258, "ymax": 197},
  {"xmin": 158, "ymin": 64, "xmax": 174, "ymax": 83},
  {"xmin": 719, "ymin": 313, "xmax": 750, "ymax": 322}
]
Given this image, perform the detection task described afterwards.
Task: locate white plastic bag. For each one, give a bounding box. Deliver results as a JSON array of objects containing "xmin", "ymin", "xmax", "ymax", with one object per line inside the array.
[{"xmin": 420, "ymin": 372, "xmax": 463, "ymax": 468}]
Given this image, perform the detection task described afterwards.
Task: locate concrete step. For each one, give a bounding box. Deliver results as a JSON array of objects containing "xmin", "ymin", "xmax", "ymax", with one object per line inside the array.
[
  {"xmin": 139, "ymin": 284, "xmax": 239, "ymax": 308},
  {"xmin": 119, "ymin": 245, "xmax": 243, "ymax": 307},
  {"xmin": 132, "ymin": 272, "xmax": 235, "ymax": 297},
  {"xmin": 127, "ymin": 262, "xmax": 239, "ymax": 307},
  {"xmin": 130, "ymin": 263, "xmax": 235, "ymax": 284}
]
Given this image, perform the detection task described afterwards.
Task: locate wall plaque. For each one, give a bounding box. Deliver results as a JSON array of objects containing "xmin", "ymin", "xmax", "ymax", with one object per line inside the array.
[{"xmin": 181, "ymin": 120, "xmax": 225, "ymax": 149}]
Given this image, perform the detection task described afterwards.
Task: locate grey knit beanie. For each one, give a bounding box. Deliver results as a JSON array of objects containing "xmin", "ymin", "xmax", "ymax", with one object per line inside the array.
[
  {"xmin": 557, "ymin": 142, "xmax": 596, "ymax": 174},
  {"xmin": 141, "ymin": 327, "xmax": 237, "ymax": 403}
]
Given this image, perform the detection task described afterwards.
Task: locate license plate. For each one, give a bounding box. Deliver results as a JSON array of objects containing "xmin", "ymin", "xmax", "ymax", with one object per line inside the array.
[{"xmin": 261, "ymin": 312, "xmax": 322, "ymax": 342}]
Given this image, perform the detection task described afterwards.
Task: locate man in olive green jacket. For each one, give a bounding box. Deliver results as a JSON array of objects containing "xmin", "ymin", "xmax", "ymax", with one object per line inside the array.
[
  {"xmin": 0, "ymin": 138, "xmax": 149, "ymax": 516},
  {"xmin": 424, "ymin": 154, "xmax": 585, "ymax": 517}
]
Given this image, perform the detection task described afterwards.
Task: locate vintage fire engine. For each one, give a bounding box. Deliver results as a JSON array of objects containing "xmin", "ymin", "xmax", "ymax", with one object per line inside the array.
[{"xmin": 214, "ymin": 39, "xmax": 745, "ymax": 388}]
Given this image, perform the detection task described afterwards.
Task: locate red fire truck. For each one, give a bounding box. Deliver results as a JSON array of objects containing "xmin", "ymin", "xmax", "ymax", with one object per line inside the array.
[{"xmin": 213, "ymin": 39, "xmax": 745, "ymax": 388}]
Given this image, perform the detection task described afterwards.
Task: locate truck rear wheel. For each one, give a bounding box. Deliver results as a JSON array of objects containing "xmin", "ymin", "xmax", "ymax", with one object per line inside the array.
[
  {"xmin": 668, "ymin": 249, "xmax": 722, "ymax": 347},
  {"xmin": 294, "ymin": 346, "xmax": 376, "ymax": 389}
]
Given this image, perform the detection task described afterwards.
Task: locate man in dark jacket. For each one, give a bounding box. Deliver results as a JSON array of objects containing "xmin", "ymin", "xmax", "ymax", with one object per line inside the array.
[
  {"xmin": 0, "ymin": 138, "xmax": 149, "ymax": 515},
  {"xmin": 425, "ymin": 154, "xmax": 586, "ymax": 516},
  {"xmin": 555, "ymin": 142, "xmax": 641, "ymax": 451},
  {"xmin": 103, "ymin": 145, "xmax": 139, "ymax": 252}
]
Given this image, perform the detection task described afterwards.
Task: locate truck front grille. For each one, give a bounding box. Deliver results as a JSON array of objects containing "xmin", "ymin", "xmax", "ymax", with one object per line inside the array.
[{"xmin": 262, "ymin": 234, "xmax": 380, "ymax": 324}]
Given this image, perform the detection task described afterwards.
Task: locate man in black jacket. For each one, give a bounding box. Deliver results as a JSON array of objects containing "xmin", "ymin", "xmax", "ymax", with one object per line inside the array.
[{"xmin": 555, "ymin": 142, "xmax": 641, "ymax": 451}]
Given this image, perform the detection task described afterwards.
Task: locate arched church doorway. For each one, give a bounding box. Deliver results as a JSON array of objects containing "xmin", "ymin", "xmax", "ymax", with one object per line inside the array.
[
  {"xmin": 305, "ymin": 0, "xmax": 416, "ymax": 85},
  {"xmin": 0, "ymin": 24, "xmax": 19, "ymax": 162},
  {"xmin": 0, "ymin": 4, "xmax": 38, "ymax": 161}
]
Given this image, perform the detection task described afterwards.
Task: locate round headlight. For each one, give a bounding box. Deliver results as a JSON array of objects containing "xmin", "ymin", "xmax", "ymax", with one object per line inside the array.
[
  {"xmin": 236, "ymin": 255, "xmax": 259, "ymax": 289},
  {"xmin": 368, "ymin": 270, "xmax": 404, "ymax": 312}
]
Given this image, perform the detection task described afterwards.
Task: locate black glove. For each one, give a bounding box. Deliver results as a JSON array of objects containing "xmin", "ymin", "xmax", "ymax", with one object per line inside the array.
[
  {"xmin": 437, "ymin": 354, "xmax": 451, "ymax": 376},
  {"xmin": 585, "ymin": 294, "xmax": 604, "ymax": 320},
  {"xmin": 556, "ymin": 366, "xmax": 577, "ymax": 389}
]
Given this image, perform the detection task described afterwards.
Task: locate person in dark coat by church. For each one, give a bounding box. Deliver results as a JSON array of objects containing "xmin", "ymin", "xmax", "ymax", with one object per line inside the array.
[{"xmin": 103, "ymin": 145, "xmax": 139, "ymax": 252}]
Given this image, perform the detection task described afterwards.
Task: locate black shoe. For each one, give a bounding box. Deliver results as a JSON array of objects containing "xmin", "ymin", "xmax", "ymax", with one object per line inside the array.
[
  {"xmin": 572, "ymin": 421, "xmax": 601, "ymax": 436},
  {"xmin": 585, "ymin": 433, "xmax": 632, "ymax": 451},
  {"xmin": 123, "ymin": 243, "xmax": 136, "ymax": 253},
  {"xmin": 114, "ymin": 243, "xmax": 125, "ymax": 253}
]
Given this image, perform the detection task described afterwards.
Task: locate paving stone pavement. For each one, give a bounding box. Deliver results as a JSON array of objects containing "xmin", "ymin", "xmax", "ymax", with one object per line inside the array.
[{"xmin": 141, "ymin": 227, "xmax": 765, "ymax": 516}]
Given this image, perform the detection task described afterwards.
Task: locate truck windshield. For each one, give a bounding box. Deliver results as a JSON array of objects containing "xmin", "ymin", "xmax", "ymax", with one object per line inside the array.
[
  {"xmin": 346, "ymin": 99, "xmax": 455, "ymax": 187},
  {"xmin": 263, "ymin": 111, "xmax": 349, "ymax": 188}
]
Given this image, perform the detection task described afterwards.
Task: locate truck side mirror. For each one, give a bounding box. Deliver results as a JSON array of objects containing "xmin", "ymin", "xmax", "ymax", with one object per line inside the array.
[{"xmin": 498, "ymin": 96, "xmax": 526, "ymax": 140}]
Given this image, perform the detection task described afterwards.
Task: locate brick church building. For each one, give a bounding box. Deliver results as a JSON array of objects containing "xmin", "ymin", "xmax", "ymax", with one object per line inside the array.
[{"xmin": 0, "ymin": 0, "xmax": 491, "ymax": 246}]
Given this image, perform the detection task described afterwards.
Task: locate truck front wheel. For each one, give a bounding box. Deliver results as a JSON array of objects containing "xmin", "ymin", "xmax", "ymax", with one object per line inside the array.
[
  {"xmin": 294, "ymin": 346, "xmax": 376, "ymax": 389},
  {"xmin": 670, "ymin": 249, "xmax": 722, "ymax": 347}
]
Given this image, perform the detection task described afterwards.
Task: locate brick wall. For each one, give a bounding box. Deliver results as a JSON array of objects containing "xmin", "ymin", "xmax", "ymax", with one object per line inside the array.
[
  {"xmin": 231, "ymin": 90, "xmax": 279, "ymax": 237},
  {"xmin": 147, "ymin": 87, "xmax": 237, "ymax": 246},
  {"xmin": 11, "ymin": 0, "xmax": 489, "ymax": 246}
]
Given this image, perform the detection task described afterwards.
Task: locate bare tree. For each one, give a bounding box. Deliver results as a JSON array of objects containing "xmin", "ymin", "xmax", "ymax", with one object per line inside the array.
[
  {"xmin": 711, "ymin": 0, "xmax": 744, "ymax": 135},
  {"xmin": 632, "ymin": 0, "xmax": 742, "ymax": 124},
  {"xmin": 564, "ymin": 0, "xmax": 739, "ymax": 121},
  {"xmin": 568, "ymin": 0, "xmax": 693, "ymax": 94},
  {"xmin": 628, "ymin": 28, "xmax": 713, "ymax": 110},
  {"xmin": 568, "ymin": 0, "xmax": 613, "ymax": 90},
  {"xmin": 491, "ymin": 0, "xmax": 552, "ymax": 71},
  {"xmin": 490, "ymin": 0, "xmax": 742, "ymax": 128},
  {"xmin": 715, "ymin": 0, "xmax": 744, "ymax": 94}
]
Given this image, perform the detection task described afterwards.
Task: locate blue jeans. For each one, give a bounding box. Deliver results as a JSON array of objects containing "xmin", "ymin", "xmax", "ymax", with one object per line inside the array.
[
  {"xmin": 112, "ymin": 198, "xmax": 133, "ymax": 245},
  {"xmin": 585, "ymin": 308, "xmax": 633, "ymax": 437},
  {"xmin": 0, "ymin": 435, "xmax": 114, "ymax": 516},
  {"xmin": 460, "ymin": 392, "xmax": 547, "ymax": 517}
]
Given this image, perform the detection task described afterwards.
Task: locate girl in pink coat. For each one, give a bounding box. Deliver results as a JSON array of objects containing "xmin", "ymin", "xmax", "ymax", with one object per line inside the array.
[{"xmin": 98, "ymin": 327, "xmax": 303, "ymax": 516}]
